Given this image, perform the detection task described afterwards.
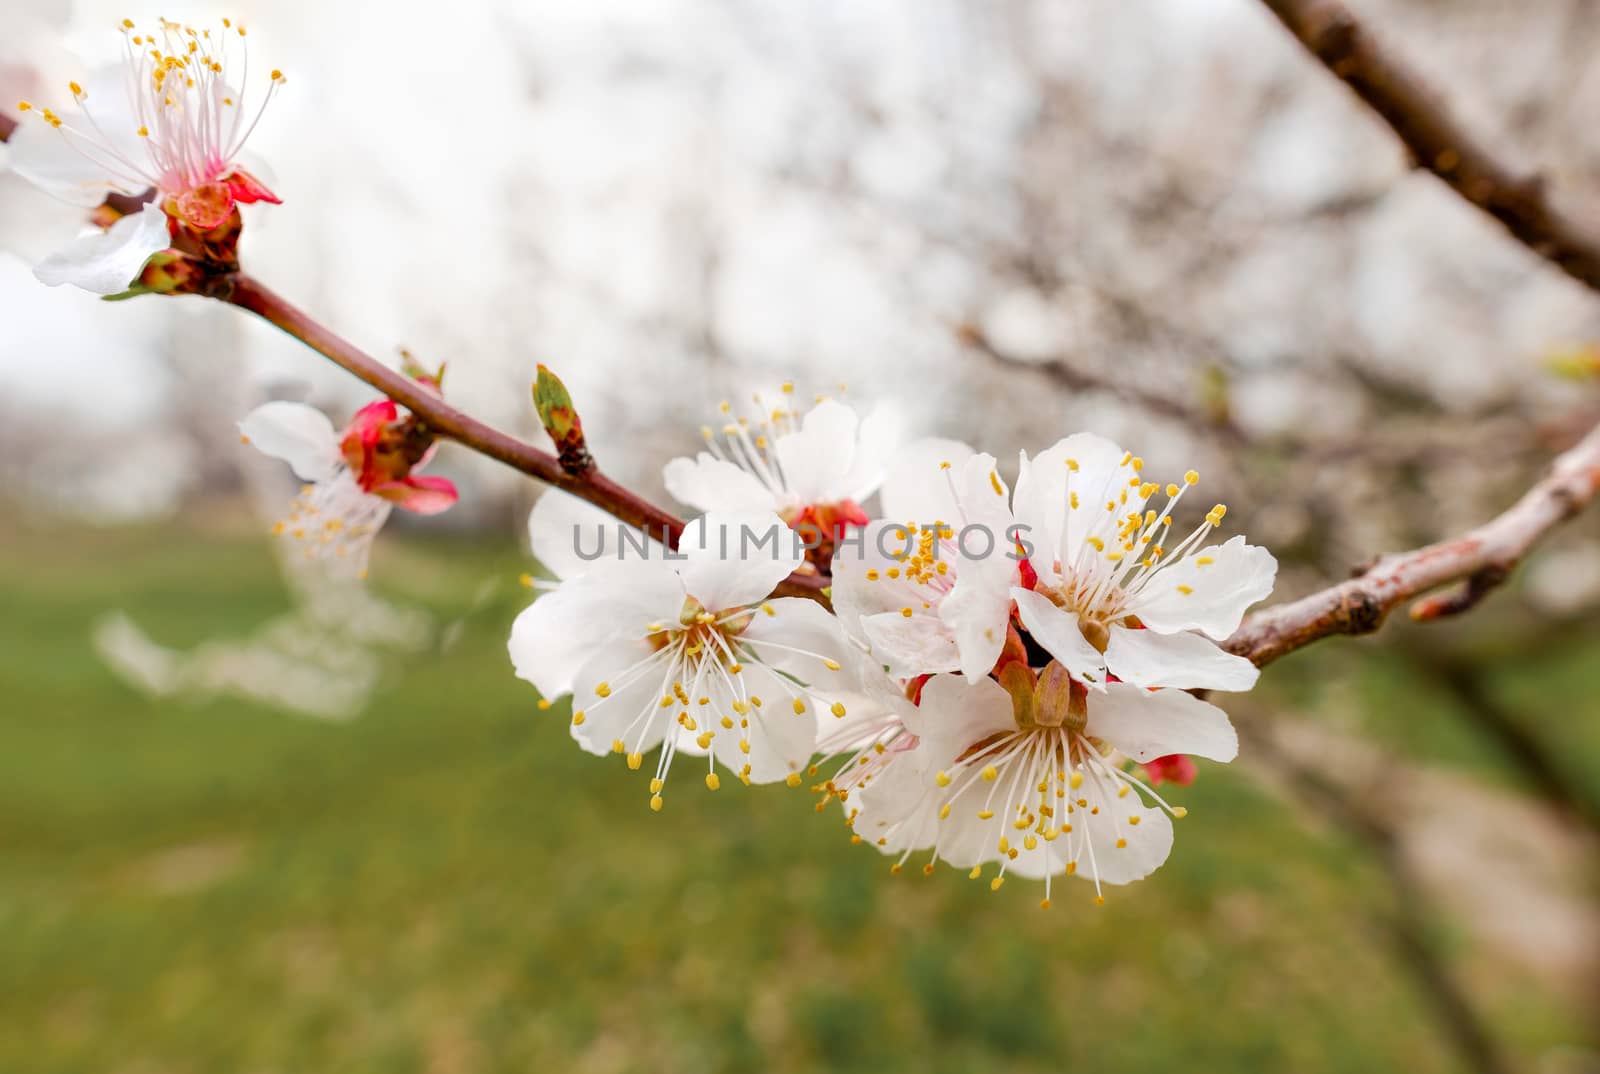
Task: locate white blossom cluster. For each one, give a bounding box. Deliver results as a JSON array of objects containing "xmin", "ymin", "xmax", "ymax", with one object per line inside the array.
[
  {"xmin": 510, "ymin": 392, "xmax": 1277, "ymax": 904},
  {"xmin": 5, "ymin": 19, "xmax": 1277, "ymax": 905}
]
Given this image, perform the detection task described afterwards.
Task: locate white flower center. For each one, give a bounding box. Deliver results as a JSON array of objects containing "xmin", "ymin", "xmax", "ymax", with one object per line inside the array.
[
  {"xmin": 1043, "ymin": 454, "xmax": 1226, "ymax": 628},
  {"xmin": 571, "ymin": 599, "xmax": 845, "ymax": 809},
  {"xmin": 928, "ymin": 726, "xmax": 1183, "ymax": 906}
]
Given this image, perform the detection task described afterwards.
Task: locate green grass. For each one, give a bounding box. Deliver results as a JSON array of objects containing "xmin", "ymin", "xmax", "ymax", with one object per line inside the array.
[{"xmin": 0, "ymin": 519, "xmax": 1588, "ymax": 1073}]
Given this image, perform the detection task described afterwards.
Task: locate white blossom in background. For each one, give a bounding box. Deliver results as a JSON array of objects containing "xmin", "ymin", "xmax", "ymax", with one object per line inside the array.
[
  {"xmin": 508, "ymin": 492, "xmax": 857, "ymax": 807},
  {"xmin": 9, "ymin": 16, "xmax": 284, "ymax": 293},
  {"xmin": 239, "ymin": 393, "xmax": 458, "ymax": 580},
  {"xmin": 92, "ymin": 554, "xmax": 435, "ymax": 722}
]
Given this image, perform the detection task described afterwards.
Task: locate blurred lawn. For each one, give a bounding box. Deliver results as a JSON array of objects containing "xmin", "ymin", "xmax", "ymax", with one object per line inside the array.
[{"xmin": 0, "ymin": 519, "xmax": 1588, "ymax": 1074}]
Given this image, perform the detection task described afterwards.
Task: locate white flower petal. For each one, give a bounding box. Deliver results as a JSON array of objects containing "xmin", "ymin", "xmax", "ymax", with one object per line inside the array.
[
  {"xmin": 1010, "ymin": 587, "xmax": 1106, "ymax": 684},
  {"xmin": 507, "ymin": 567, "xmax": 684, "ymax": 697},
  {"xmin": 829, "ymin": 519, "xmax": 924, "ymax": 637},
  {"xmin": 839, "ymin": 402, "xmax": 903, "ymax": 503},
  {"xmin": 7, "ymin": 91, "xmax": 142, "ymax": 207},
  {"xmin": 33, "ymin": 203, "xmax": 169, "ymax": 294},
  {"xmin": 1072, "ymin": 782, "xmax": 1174, "ymax": 885},
  {"xmin": 942, "ymin": 580, "xmax": 1014, "ymax": 683},
  {"xmin": 1013, "ymin": 432, "xmax": 1138, "ymax": 581},
  {"xmin": 1104, "ymin": 625, "xmax": 1260, "ymax": 692},
  {"xmin": 238, "ymin": 401, "xmax": 339, "ymax": 483},
  {"xmin": 905, "ymin": 674, "xmax": 1015, "ymax": 763},
  {"xmin": 662, "ymin": 453, "xmax": 779, "ymax": 514},
  {"xmin": 851, "ymin": 745, "xmax": 944, "ymax": 855},
  {"xmin": 740, "ymin": 597, "xmax": 856, "ymax": 692},
  {"xmin": 565, "ymin": 638, "xmax": 672, "ymax": 758},
  {"xmin": 528, "ymin": 489, "xmax": 667, "ymax": 581},
  {"xmin": 860, "ymin": 611, "xmax": 962, "ymax": 678},
  {"xmin": 772, "ymin": 399, "xmax": 860, "ymax": 504},
  {"xmin": 1129, "ymin": 535, "xmax": 1277, "ymax": 639},
  {"xmin": 926, "ymin": 769, "xmax": 1012, "ymax": 869},
  {"xmin": 731, "ymin": 662, "xmax": 822, "ymax": 783},
  {"xmin": 1086, "ymin": 684, "xmax": 1238, "ymax": 763},
  {"xmin": 942, "ymin": 453, "xmax": 1019, "ymax": 682},
  {"xmin": 676, "ymin": 510, "xmax": 802, "ymax": 610},
  {"xmin": 814, "ymin": 673, "xmax": 905, "ymax": 752},
  {"xmin": 880, "ymin": 438, "xmax": 975, "ymax": 523}
]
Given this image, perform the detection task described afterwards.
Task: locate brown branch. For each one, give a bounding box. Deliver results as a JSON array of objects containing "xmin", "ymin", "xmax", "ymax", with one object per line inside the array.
[
  {"xmin": 0, "ymin": 110, "xmax": 828, "ymax": 602},
  {"xmin": 1228, "ymin": 420, "xmax": 1600, "ymax": 666},
  {"xmin": 1256, "ymin": 0, "xmax": 1600, "ymax": 294},
  {"xmin": 224, "ymin": 275, "xmax": 830, "ymax": 601}
]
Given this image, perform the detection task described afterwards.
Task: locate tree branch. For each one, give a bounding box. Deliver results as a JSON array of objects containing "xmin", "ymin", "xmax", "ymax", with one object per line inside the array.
[
  {"xmin": 1255, "ymin": 0, "xmax": 1600, "ymax": 294},
  {"xmin": 1228, "ymin": 419, "xmax": 1600, "ymax": 666},
  {"xmin": 11, "ymin": 105, "xmax": 1596, "ymax": 634},
  {"xmin": 0, "ymin": 109, "xmax": 826, "ymax": 603},
  {"xmin": 223, "ymin": 275, "xmax": 831, "ymax": 601}
]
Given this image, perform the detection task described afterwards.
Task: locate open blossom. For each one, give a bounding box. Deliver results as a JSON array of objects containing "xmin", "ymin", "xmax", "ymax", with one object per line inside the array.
[
  {"xmin": 663, "ymin": 388, "xmax": 898, "ymax": 558},
  {"xmin": 828, "ymin": 431, "xmax": 1276, "ymax": 902},
  {"xmin": 1010, "ymin": 432, "xmax": 1276, "ymax": 693},
  {"xmin": 239, "ymin": 394, "xmax": 457, "ymax": 579},
  {"xmin": 830, "ymin": 439, "xmax": 1019, "ymax": 682},
  {"xmin": 11, "ymin": 17, "xmax": 283, "ymax": 293},
  {"xmin": 508, "ymin": 494, "xmax": 857, "ymax": 807},
  {"xmin": 850, "ymin": 664, "xmax": 1237, "ymax": 904}
]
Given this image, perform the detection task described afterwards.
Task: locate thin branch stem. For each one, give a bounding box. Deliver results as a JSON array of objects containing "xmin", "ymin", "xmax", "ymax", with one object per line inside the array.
[
  {"xmin": 1227, "ymin": 420, "xmax": 1600, "ymax": 666},
  {"xmin": 0, "ymin": 100, "xmax": 828, "ymax": 603},
  {"xmin": 223, "ymin": 275, "xmax": 831, "ymax": 601},
  {"xmin": 1256, "ymin": 0, "xmax": 1600, "ymax": 294}
]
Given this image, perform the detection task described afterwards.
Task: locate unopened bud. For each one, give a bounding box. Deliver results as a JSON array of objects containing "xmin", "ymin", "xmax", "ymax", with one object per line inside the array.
[{"xmin": 533, "ymin": 364, "xmax": 593, "ymax": 475}]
